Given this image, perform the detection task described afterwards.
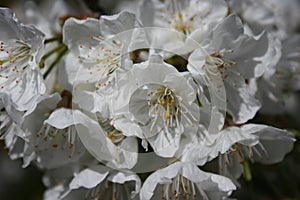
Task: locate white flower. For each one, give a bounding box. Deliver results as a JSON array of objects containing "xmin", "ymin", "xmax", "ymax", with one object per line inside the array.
[
  {"xmin": 110, "ymin": 55, "xmax": 200, "ymax": 157},
  {"xmin": 186, "ymin": 124, "xmax": 295, "ymax": 183},
  {"xmin": 20, "ymin": 93, "xmax": 88, "ymax": 169},
  {"xmin": 0, "ymin": 116, "xmax": 23, "ymax": 158},
  {"xmin": 188, "ymin": 15, "xmax": 268, "ymax": 123},
  {"xmin": 0, "ymin": 8, "xmax": 46, "ymax": 111},
  {"xmin": 42, "ymin": 162, "xmax": 83, "ymax": 200},
  {"xmin": 138, "ymin": 0, "xmax": 228, "ymax": 54},
  {"xmin": 63, "ymin": 11, "xmax": 143, "ymax": 89},
  {"xmin": 0, "ymin": 2, "xmax": 299, "ymax": 199},
  {"xmin": 140, "ymin": 161, "xmax": 236, "ymax": 200},
  {"xmin": 256, "ymin": 34, "xmax": 300, "ymax": 114},
  {"xmin": 63, "ymin": 165, "xmax": 141, "ymax": 200},
  {"xmin": 56, "ymin": 105, "xmax": 139, "ymax": 170},
  {"xmin": 0, "ymin": 93, "xmax": 27, "ymax": 160},
  {"xmin": 0, "ymin": 109, "xmax": 25, "ymax": 160},
  {"xmin": 270, "ymin": 35, "xmax": 300, "ymax": 91},
  {"xmin": 219, "ymin": 125, "xmax": 295, "ymax": 184},
  {"xmin": 227, "ymin": 0, "xmax": 300, "ymax": 38}
]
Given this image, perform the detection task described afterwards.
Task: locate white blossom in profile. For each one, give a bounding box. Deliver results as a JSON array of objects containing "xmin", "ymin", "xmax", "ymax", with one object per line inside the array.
[
  {"xmin": 138, "ymin": 0, "xmax": 228, "ymax": 54},
  {"xmin": 184, "ymin": 123, "xmax": 295, "ymax": 185},
  {"xmin": 140, "ymin": 161, "xmax": 236, "ymax": 200},
  {"xmin": 61, "ymin": 165, "xmax": 141, "ymax": 200},
  {"xmin": 20, "ymin": 93, "xmax": 88, "ymax": 169},
  {"xmin": 188, "ymin": 15, "xmax": 269, "ymax": 124}
]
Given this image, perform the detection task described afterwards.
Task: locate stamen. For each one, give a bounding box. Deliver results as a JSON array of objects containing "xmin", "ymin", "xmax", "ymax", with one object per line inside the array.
[
  {"xmin": 181, "ymin": 175, "xmax": 187, "ymax": 194},
  {"xmin": 191, "ymin": 181, "xmax": 196, "ymax": 198},
  {"xmin": 252, "ymin": 145, "xmax": 263, "ymax": 158},
  {"xmin": 198, "ymin": 186, "xmax": 208, "ymax": 200},
  {"xmin": 99, "ymin": 118, "xmax": 126, "ymax": 145},
  {"xmin": 258, "ymin": 142, "xmax": 268, "ymax": 157},
  {"xmin": 78, "ymin": 35, "xmax": 122, "ymax": 88},
  {"xmin": 113, "ymin": 183, "xmax": 117, "ymax": 200},
  {"xmin": 0, "ymin": 39, "xmax": 31, "ymax": 85}
]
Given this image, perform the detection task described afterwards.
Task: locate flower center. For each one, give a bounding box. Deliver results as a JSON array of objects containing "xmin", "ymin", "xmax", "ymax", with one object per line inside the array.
[
  {"xmin": 129, "ymin": 83, "xmax": 197, "ymax": 139},
  {"xmin": 0, "ymin": 40, "xmax": 31, "ymax": 85},
  {"xmin": 99, "ymin": 119, "xmax": 126, "ymax": 145},
  {"xmin": 147, "ymin": 85, "xmax": 181, "ymax": 129},
  {"xmin": 205, "ymin": 51, "xmax": 236, "ymax": 69},
  {"xmin": 84, "ymin": 179, "xmax": 134, "ymax": 200},
  {"xmin": 78, "ymin": 35, "xmax": 122, "ymax": 86},
  {"xmin": 161, "ymin": 174, "xmax": 208, "ymax": 200},
  {"xmin": 35, "ymin": 124, "xmax": 81, "ymax": 159},
  {"xmin": 158, "ymin": 0, "xmax": 210, "ymax": 35},
  {"xmin": 202, "ymin": 51, "xmax": 237, "ymax": 89},
  {"xmin": 219, "ymin": 143, "xmax": 268, "ymax": 181},
  {"xmin": 173, "ymin": 12, "xmax": 194, "ymax": 35}
]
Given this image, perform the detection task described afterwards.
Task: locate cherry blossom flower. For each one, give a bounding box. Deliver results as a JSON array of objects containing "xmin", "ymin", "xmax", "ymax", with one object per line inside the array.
[{"xmin": 0, "ymin": 8, "xmax": 46, "ymax": 111}]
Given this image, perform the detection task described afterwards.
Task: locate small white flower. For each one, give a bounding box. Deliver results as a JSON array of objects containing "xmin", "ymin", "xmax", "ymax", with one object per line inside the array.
[
  {"xmin": 138, "ymin": 0, "xmax": 228, "ymax": 54},
  {"xmin": 0, "ymin": 8, "xmax": 46, "ymax": 111},
  {"xmin": 140, "ymin": 161, "xmax": 236, "ymax": 200},
  {"xmin": 63, "ymin": 11, "xmax": 142, "ymax": 89},
  {"xmin": 58, "ymin": 104, "xmax": 139, "ymax": 170},
  {"xmin": 256, "ymin": 34, "xmax": 300, "ymax": 114},
  {"xmin": 188, "ymin": 15, "xmax": 269, "ymax": 123},
  {"xmin": 21, "ymin": 93, "xmax": 88, "ymax": 169},
  {"xmin": 64, "ymin": 165, "xmax": 141, "ymax": 200},
  {"xmin": 110, "ymin": 55, "xmax": 200, "ymax": 157},
  {"xmin": 197, "ymin": 124, "xmax": 295, "ymax": 183}
]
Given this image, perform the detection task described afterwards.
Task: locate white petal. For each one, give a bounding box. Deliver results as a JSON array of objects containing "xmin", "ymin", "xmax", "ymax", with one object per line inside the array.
[
  {"xmin": 63, "ymin": 17, "xmax": 100, "ymax": 55},
  {"xmin": 69, "ymin": 166, "xmax": 109, "ymax": 189},
  {"xmin": 22, "ymin": 93, "xmax": 61, "ymax": 132},
  {"xmin": 107, "ymin": 171, "xmax": 141, "ymax": 198},
  {"xmin": 113, "ymin": 118, "xmax": 144, "ymax": 138},
  {"xmin": 100, "ymin": 11, "xmax": 139, "ymax": 36},
  {"xmin": 44, "ymin": 108, "xmax": 75, "ymax": 129},
  {"xmin": 140, "ymin": 162, "xmax": 236, "ymax": 200},
  {"xmin": 241, "ymin": 124, "xmax": 296, "ymax": 164},
  {"xmin": 224, "ymin": 69, "xmax": 261, "ymax": 123}
]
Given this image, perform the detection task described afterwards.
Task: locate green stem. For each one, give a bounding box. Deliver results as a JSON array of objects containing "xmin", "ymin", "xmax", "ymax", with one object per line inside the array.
[
  {"xmin": 39, "ymin": 44, "xmax": 66, "ymax": 68},
  {"xmin": 44, "ymin": 36, "xmax": 62, "ymax": 44},
  {"xmin": 43, "ymin": 47, "xmax": 68, "ymax": 79},
  {"xmin": 243, "ymin": 160, "xmax": 252, "ymax": 181}
]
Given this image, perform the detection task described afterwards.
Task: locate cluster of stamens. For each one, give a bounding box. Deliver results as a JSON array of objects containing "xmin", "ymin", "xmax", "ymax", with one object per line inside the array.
[
  {"xmin": 146, "ymin": 86, "xmax": 195, "ymax": 136},
  {"xmin": 35, "ymin": 125, "xmax": 81, "ymax": 158},
  {"xmin": 203, "ymin": 50, "xmax": 237, "ymax": 89},
  {"xmin": 223, "ymin": 143, "xmax": 267, "ymax": 164},
  {"xmin": 147, "ymin": 86, "xmax": 181, "ymax": 133},
  {"xmin": 161, "ymin": 174, "xmax": 206, "ymax": 200},
  {"xmin": 78, "ymin": 35, "xmax": 121, "ymax": 86},
  {"xmin": 159, "ymin": 0, "xmax": 206, "ymax": 35},
  {"xmin": 219, "ymin": 142, "xmax": 268, "ymax": 180},
  {"xmin": 99, "ymin": 119, "xmax": 126, "ymax": 145},
  {"xmin": 84, "ymin": 179, "xmax": 132, "ymax": 200},
  {"xmin": 206, "ymin": 51, "xmax": 236, "ymax": 69},
  {"xmin": 0, "ymin": 40, "xmax": 31, "ymax": 87}
]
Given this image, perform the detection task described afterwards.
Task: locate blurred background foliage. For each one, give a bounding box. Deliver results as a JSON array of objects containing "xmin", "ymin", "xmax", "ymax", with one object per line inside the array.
[{"xmin": 0, "ymin": 0, "xmax": 299, "ymax": 199}]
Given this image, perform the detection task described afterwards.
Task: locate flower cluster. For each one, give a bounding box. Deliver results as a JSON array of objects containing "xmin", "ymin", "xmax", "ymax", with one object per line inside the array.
[{"xmin": 0, "ymin": 0, "xmax": 299, "ymax": 199}]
